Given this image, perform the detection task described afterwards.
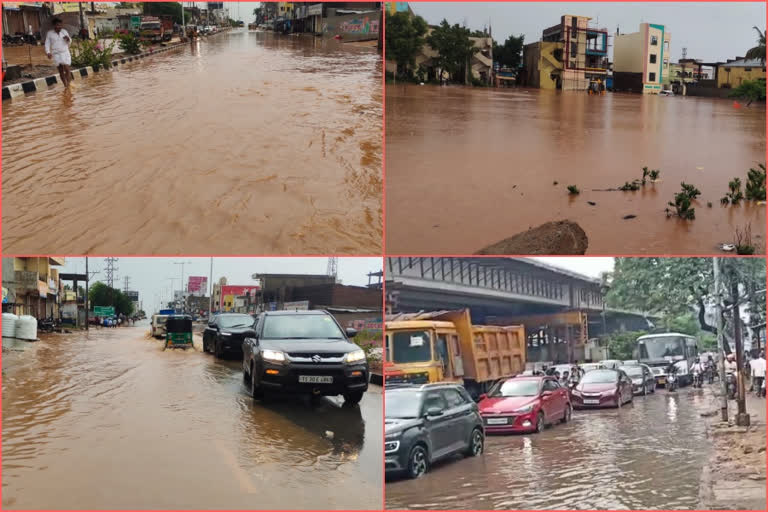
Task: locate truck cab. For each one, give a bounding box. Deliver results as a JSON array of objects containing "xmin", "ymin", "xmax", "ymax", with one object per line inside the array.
[{"xmin": 385, "ymin": 310, "xmax": 526, "ymax": 398}]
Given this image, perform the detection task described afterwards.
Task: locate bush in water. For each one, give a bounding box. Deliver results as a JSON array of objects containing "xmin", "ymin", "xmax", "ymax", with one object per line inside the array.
[{"xmin": 70, "ymin": 38, "xmax": 115, "ymax": 68}]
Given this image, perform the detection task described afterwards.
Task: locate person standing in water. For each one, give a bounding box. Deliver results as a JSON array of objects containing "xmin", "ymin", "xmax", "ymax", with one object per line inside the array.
[{"xmin": 45, "ymin": 19, "xmax": 72, "ymax": 88}]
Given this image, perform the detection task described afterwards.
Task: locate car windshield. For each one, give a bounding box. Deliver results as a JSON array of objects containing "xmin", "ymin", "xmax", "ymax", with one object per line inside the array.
[
  {"xmin": 385, "ymin": 391, "xmax": 422, "ymax": 419},
  {"xmin": 620, "ymin": 366, "xmax": 643, "ymax": 377},
  {"xmin": 218, "ymin": 315, "xmax": 254, "ymax": 328},
  {"xmin": 640, "ymin": 336, "xmax": 686, "ymax": 359},
  {"xmin": 391, "ymin": 331, "xmax": 431, "ymax": 364},
  {"xmin": 581, "ymin": 370, "xmax": 618, "ymax": 384},
  {"xmin": 490, "ymin": 379, "xmax": 540, "ymax": 397},
  {"xmin": 155, "ymin": 316, "xmax": 167, "ymax": 325},
  {"xmin": 262, "ymin": 314, "xmax": 344, "ymax": 339}
]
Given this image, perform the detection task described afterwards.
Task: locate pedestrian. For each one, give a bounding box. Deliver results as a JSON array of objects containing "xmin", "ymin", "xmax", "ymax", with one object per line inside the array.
[
  {"xmin": 45, "ymin": 19, "xmax": 73, "ymax": 88},
  {"xmin": 751, "ymin": 351, "xmax": 766, "ymax": 397}
]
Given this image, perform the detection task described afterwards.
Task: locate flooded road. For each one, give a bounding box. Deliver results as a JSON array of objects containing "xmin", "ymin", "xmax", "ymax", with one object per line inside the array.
[
  {"xmin": 385, "ymin": 85, "xmax": 766, "ymax": 254},
  {"xmin": 2, "ymin": 30, "xmax": 382, "ymax": 254},
  {"xmin": 386, "ymin": 387, "xmax": 715, "ymax": 510},
  {"xmin": 2, "ymin": 324, "xmax": 382, "ymax": 510}
]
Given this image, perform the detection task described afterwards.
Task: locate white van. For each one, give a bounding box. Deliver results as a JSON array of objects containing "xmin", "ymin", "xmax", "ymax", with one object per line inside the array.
[{"xmin": 151, "ymin": 315, "xmax": 169, "ymax": 338}]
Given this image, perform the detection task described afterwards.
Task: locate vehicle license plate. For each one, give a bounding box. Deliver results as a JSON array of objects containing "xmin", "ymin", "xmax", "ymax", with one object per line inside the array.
[
  {"xmin": 299, "ymin": 375, "xmax": 333, "ymax": 384},
  {"xmin": 486, "ymin": 417, "xmax": 508, "ymax": 425},
  {"xmin": 583, "ymin": 399, "xmax": 600, "ymax": 405}
]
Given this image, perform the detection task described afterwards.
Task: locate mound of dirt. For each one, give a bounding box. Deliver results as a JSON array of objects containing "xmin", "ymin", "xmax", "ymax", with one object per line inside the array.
[{"xmin": 476, "ymin": 220, "xmax": 588, "ymax": 255}]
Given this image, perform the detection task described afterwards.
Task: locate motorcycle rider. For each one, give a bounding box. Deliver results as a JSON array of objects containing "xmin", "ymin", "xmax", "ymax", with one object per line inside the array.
[
  {"xmin": 666, "ymin": 361, "xmax": 679, "ymax": 391},
  {"xmin": 706, "ymin": 354, "xmax": 716, "ymax": 382},
  {"xmin": 724, "ymin": 353, "xmax": 738, "ymax": 399},
  {"xmin": 691, "ymin": 358, "xmax": 706, "ymax": 387}
]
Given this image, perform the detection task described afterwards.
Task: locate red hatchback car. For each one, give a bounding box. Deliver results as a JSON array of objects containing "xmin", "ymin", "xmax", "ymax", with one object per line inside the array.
[
  {"xmin": 477, "ymin": 376, "xmax": 572, "ymax": 434},
  {"xmin": 571, "ymin": 368, "xmax": 634, "ymax": 409}
]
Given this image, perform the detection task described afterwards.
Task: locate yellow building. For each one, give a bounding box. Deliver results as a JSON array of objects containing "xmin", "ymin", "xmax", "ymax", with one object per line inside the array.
[
  {"xmin": 3, "ymin": 257, "xmax": 65, "ymax": 318},
  {"xmin": 717, "ymin": 58, "xmax": 766, "ymax": 88},
  {"xmin": 277, "ymin": 2, "xmax": 294, "ymax": 17},
  {"xmin": 614, "ymin": 23, "xmax": 671, "ymax": 94},
  {"xmin": 521, "ymin": 15, "xmax": 609, "ymax": 91}
]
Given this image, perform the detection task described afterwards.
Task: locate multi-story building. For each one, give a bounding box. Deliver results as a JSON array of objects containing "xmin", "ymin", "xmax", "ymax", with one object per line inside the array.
[
  {"xmin": 613, "ymin": 23, "xmax": 671, "ymax": 94},
  {"xmin": 2, "ymin": 257, "xmax": 64, "ymax": 319},
  {"xmin": 716, "ymin": 58, "xmax": 766, "ymax": 88},
  {"xmin": 522, "ymin": 15, "xmax": 609, "ymax": 91}
]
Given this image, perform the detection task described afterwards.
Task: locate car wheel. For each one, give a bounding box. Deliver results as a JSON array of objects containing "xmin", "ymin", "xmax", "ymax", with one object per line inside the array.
[
  {"xmin": 343, "ymin": 391, "xmax": 364, "ymax": 406},
  {"xmin": 465, "ymin": 427, "xmax": 484, "ymax": 456},
  {"xmin": 214, "ymin": 340, "xmax": 223, "ymax": 359},
  {"xmin": 561, "ymin": 403, "xmax": 572, "ymax": 424},
  {"xmin": 535, "ymin": 412, "xmax": 545, "ymax": 433},
  {"xmin": 407, "ymin": 445, "xmax": 429, "ymax": 479}
]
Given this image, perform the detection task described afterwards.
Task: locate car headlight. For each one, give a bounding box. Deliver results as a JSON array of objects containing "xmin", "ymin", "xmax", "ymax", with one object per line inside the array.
[
  {"xmin": 514, "ymin": 404, "xmax": 534, "ymax": 413},
  {"xmin": 261, "ymin": 349, "xmax": 286, "ymax": 363},
  {"xmin": 344, "ymin": 349, "xmax": 366, "ymax": 363},
  {"xmin": 220, "ymin": 332, "xmax": 232, "ymax": 336},
  {"xmin": 384, "ymin": 440, "xmax": 400, "ymax": 453},
  {"xmin": 386, "ymin": 430, "xmax": 403, "ymax": 439},
  {"xmin": 571, "ymin": 389, "xmax": 582, "ymax": 396}
]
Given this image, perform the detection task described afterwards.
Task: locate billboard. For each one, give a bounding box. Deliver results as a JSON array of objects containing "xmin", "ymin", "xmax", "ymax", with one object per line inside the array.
[
  {"xmin": 188, "ymin": 276, "xmax": 208, "ymax": 296},
  {"xmin": 207, "ymin": 2, "xmax": 224, "ymax": 10},
  {"xmin": 125, "ymin": 290, "xmax": 139, "ymax": 301},
  {"xmin": 219, "ymin": 285, "xmax": 261, "ymax": 311}
]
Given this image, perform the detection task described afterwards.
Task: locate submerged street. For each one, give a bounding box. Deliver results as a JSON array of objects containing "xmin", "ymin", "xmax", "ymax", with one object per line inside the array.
[
  {"xmin": 2, "ymin": 30, "xmax": 382, "ymax": 254},
  {"xmin": 386, "ymin": 85, "xmax": 766, "ymax": 255},
  {"xmin": 386, "ymin": 387, "xmax": 727, "ymax": 510},
  {"xmin": 2, "ymin": 324, "xmax": 382, "ymax": 510}
]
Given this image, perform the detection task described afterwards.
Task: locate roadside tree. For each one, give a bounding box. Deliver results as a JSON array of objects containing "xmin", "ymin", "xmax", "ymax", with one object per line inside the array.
[
  {"xmin": 493, "ymin": 34, "xmax": 525, "ymax": 72},
  {"xmin": 745, "ymin": 26, "xmax": 766, "ymax": 63},
  {"xmin": 385, "ymin": 11, "xmax": 428, "ymax": 80},
  {"xmin": 89, "ymin": 282, "xmax": 135, "ymax": 317},
  {"xmin": 427, "ymin": 20, "xmax": 477, "ymax": 84}
]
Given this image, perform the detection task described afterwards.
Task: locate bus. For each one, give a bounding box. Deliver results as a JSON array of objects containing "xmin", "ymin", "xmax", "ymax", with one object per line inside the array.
[{"xmin": 637, "ymin": 332, "xmax": 699, "ymax": 386}]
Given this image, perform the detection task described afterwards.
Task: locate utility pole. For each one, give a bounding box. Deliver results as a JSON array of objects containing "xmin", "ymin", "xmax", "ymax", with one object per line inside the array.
[
  {"xmin": 78, "ymin": 2, "xmax": 85, "ymax": 31},
  {"xmin": 123, "ymin": 276, "xmax": 130, "ymax": 293},
  {"xmin": 731, "ymin": 270, "xmax": 750, "ymax": 426},
  {"xmin": 713, "ymin": 257, "xmax": 728, "ymax": 421},
  {"xmin": 181, "ymin": 1, "xmax": 186, "ymax": 38},
  {"xmin": 85, "ymin": 257, "xmax": 90, "ymax": 331},
  {"xmin": 104, "ymin": 257, "xmax": 118, "ymax": 307}
]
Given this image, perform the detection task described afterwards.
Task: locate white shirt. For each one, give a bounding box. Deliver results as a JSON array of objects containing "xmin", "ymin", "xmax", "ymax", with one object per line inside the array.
[
  {"xmin": 725, "ymin": 360, "xmax": 738, "ymax": 375},
  {"xmin": 44, "ymin": 29, "xmax": 71, "ymax": 56},
  {"xmin": 750, "ymin": 358, "xmax": 766, "ymax": 378}
]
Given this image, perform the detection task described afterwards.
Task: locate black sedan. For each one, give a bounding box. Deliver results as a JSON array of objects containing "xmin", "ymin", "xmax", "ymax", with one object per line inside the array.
[{"xmin": 203, "ymin": 313, "xmax": 256, "ymax": 359}]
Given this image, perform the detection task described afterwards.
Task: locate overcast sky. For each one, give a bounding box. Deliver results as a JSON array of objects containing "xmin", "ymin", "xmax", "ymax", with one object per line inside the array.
[
  {"xmin": 410, "ymin": 2, "xmax": 765, "ymax": 62},
  {"xmin": 60, "ymin": 257, "xmax": 382, "ymax": 313}
]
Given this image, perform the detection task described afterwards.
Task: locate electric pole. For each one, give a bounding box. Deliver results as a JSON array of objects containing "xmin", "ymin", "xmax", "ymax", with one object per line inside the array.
[
  {"xmin": 123, "ymin": 276, "xmax": 131, "ymax": 293},
  {"xmin": 104, "ymin": 257, "xmax": 118, "ymax": 307},
  {"xmin": 731, "ymin": 267, "xmax": 749, "ymax": 426},
  {"xmin": 327, "ymin": 257, "xmax": 338, "ymax": 280},
  {"xmin": 85, "ymin": 257, "xmax": 89, "ymax": 331},
  {"xmin": 208, "ymin": 257, "xmax": 213, "ymax": 318}
]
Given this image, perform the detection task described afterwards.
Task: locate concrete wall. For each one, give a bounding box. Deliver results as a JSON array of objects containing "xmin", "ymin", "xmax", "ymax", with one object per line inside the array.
[
  {"xmin": 522, "ymin": 41, "xmax": 563, "ymax": 89},
  {"xmin": 321, "ymin": 11, "xmax": 379, "ymax": 42},
  {"xmin": 717, "ymin": 65, "xmax": 766, "ymax": 88},
  {"xmin": 685, "ymin": 85, "xmax": 732, "ymax": 98},
  {"xmin": 614, "ymin": 31, "xmax": 644, "ymax": 73}
]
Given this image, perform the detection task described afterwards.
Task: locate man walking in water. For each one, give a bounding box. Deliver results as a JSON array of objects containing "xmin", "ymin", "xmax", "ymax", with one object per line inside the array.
[{"xmin": 45, "ymin": 18, "xmax": 72, "ymax": 88}]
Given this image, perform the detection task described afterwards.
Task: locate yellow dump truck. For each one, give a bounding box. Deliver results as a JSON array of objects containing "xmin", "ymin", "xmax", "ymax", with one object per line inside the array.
[{"xmin": 384, "ymin": 309, "xmax": 526, "ymax": 397}]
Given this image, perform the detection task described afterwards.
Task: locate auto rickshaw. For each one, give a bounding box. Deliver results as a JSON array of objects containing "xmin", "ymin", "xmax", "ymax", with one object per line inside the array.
[{"xmin": 164, "ymin": 315, "xmax": 193, "ymax": 350}]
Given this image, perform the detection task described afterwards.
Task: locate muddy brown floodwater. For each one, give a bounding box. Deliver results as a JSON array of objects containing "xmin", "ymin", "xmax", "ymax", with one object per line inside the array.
[
  {"xmin": 2, "ymin": 30, "xmax": 382, "ymax": 255},
  {"xmin": 2, "ymin": 324, "xmax": 382, "ymax": 510},
  {"xmin": 386, "ymin": 85, "xmax": 766, "ymax": 255},
  {"xmin": 386, "ymin": 387, "xmax": 715, "ymax": 510}
]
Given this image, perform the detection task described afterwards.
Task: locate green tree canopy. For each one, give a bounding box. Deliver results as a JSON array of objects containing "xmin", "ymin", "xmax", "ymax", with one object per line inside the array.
[
  {"xmin": 142, "ymin": 2, "xmax": 184, "ymax": 24},
  {"xmin": 385, "ymin": 11, "xmax": 428, "ymax": 77},
  {"xmin": 729, "ymin": 79, "xmax": 766, "ymax": 106},
  {"xmin": 605, "ymin": 258, "xmax": 766, "ymax": 351},
  {"xmin": 493, "ymin": 34, "xmax": 525, "ymax": 71},
  {"xmin": 89, "ymin": 282, "xmax": 134, "ymax": 317},
  {"xmin": 427, "ymin": 20, "xmax": 477, "ymax": 83}
]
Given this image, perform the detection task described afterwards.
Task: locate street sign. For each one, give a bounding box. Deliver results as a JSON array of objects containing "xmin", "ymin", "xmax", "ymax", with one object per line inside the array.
[
  {"xmin": 131, "ymin": 16, "xmax": 141, "ymax": 29},
  {"xmin": 94, "ymin": 306, "xmax": 115, "ymax": 316}
]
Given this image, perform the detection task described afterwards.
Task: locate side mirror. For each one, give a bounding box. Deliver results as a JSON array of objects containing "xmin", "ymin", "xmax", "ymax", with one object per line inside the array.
[
  {"xmin": 345, "ymin": 327, "xmax": 358, "ymax": 338},
  {"xmin": 425, "ymin": 406, "xmax": 443, "ymax": 418},
  {"xmin": 542, "ymin": 390, "xmax": 553, "ymax": 396},
  {"xmin": 478, "ymin": 393, "xmax": 488, "ymax": 401}
]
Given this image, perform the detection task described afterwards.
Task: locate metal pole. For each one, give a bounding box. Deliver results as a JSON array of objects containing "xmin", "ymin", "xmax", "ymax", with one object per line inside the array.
[
  {"xmin": 85, "ymin": 257, "xmax": 89, "ymax": 332},
  {"xmin": 181, "ymin": 2, "xmax": 186, "ymax": 38},
  {"xmin": 713, "ymin": 257, "xmax": 727, "ymax": 421},
  {"xmin": 208, "ymin": 257, "xmax": 213, "ymax": 317}
]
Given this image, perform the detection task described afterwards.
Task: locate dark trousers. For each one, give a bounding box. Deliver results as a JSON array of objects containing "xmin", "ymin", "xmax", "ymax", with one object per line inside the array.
[{"xmin": 754, "ymin": 376, "xmax": 764, "ymax": 396}]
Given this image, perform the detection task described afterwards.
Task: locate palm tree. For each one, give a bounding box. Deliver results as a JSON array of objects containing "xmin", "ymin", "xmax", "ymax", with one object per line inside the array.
[{"xmin": 745, "ymin": 26, "xmax": 766, "ymax": 63}]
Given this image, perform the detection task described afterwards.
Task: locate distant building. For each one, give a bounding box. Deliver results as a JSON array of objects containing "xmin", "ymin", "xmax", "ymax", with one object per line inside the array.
[
  {"xmin": 2, "ymin": 257, "xmax": 65, "ymax": 319},
  {"xmin": 521, "ymin": 15, "xmax": 609, "ymax": 91},
  {"xmin": 613, "ymin": 23, "xmax": 671, "ymax": 94},
  {"xmin": 717, "ymin": 58, "xmax": 766, "ymax": 88}
]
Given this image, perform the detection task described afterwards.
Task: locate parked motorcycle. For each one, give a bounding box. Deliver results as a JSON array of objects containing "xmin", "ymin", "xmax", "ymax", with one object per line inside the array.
[{"xmin": 38, "ymin": 317, "xmax": 57, "ymax": 333}]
